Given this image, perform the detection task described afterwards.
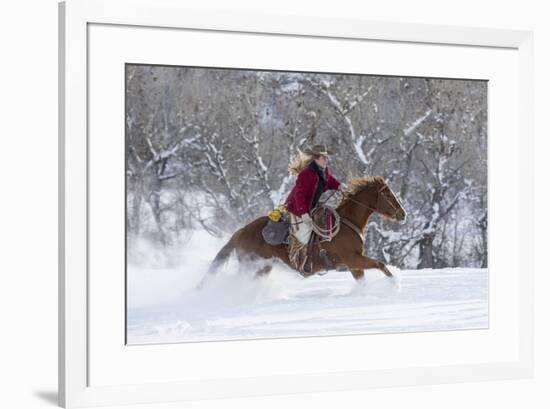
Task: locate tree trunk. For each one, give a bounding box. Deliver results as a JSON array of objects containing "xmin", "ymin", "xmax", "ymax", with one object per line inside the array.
[
  {"xmin": 148, "ymin": 178, "xmax": 166, "ymax": 245},
  {"xmin": 418, "ymin": 235, "xmax": 435, "ymax": 269}
]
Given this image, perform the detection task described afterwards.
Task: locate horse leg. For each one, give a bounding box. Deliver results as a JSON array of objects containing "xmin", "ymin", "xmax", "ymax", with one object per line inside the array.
[
  {"xmin": 255, "ymin": 264, "xmax": 272, "ymax": 278},
  {"xmin": 348, "ymin": 254, "xmax": 393, "ymax": 277},
  {"xmin": 350, "ymin": 269, "xmax": 365, "ymax": 281}
]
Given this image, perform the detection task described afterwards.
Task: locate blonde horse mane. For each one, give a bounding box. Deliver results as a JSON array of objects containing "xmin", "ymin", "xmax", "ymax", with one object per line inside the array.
[{"xmin": 337, "ymin": 176, "xmax": 386, "ymax": 206}]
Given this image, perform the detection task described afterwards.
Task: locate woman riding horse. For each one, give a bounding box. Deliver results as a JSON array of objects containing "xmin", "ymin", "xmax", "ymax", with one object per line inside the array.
[
  {"xmin": 203, "ymin": 147, "xmax": 407, "ymax": 286},
  {"xmin": 205, "ymin": 171, "xmax": 405, "ymax": 288}
]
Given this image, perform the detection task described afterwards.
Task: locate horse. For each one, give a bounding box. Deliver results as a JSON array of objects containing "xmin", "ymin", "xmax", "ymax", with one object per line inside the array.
[{"xmin": 204, "ymin": 176, "xmax": 406, "ymax": 283}]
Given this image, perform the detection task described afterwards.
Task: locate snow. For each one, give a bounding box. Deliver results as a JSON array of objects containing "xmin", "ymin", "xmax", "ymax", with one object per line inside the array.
[
  {"xmin": 280, "ymin": 81, "xmax": 302, "ymax": 93},
  {"xmin": 404, "ymin": 109, "xmax": 432, "ymax": 136},
  {"xmin": 127, "ymin": 230, "xmax": 488, "ymax": 344},
  {"xmin": 270, "ymin": 173, "xmax": 294, "ymax": 206}
]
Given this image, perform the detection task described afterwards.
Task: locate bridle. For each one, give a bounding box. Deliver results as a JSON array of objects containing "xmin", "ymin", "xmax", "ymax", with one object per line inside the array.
[
  {"xmin": 289, "ymin": 184, "xmax": 402, "ymax": 241},
  {"xmin": 339, "ymin": 184, "xmax": 400, "ymax": 216},
  {"xmin": 331, "ymin": 184, "xmax": 403, "ymax": 243}
]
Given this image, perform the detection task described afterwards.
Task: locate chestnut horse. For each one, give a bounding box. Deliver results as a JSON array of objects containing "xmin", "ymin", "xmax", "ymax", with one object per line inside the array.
[{"xmin": 205, "ymin": 176, "xmax": 406, "ymax": 282}]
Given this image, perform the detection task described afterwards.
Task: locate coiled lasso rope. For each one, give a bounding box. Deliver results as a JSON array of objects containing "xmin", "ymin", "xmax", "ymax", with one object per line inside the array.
[{"xmin": 310, "ymin": 204, "xmax": 341, "ymax": 241}]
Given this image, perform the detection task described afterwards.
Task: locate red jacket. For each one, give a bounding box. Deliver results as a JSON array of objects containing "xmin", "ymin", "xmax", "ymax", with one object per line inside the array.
[{"xmin": 285, "ymin": 164, "xmax": 341, "ymax": 217}]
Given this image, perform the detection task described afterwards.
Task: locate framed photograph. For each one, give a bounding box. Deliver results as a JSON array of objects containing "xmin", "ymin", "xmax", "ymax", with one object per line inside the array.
[{"xmin": 59, "ymin": 0, "xmax": 534, "ymax": 407}]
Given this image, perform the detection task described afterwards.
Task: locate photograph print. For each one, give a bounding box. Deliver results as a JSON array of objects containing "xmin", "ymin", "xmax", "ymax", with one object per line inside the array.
[{"xmin": 125, "ymin": 63, "xmax": 488, "ymax": 344}]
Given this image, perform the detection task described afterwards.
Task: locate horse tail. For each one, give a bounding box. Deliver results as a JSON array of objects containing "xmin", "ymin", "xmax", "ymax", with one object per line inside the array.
[{"xmin": 208, "ymin": 232, "xmax": 239, "ymax": 274}]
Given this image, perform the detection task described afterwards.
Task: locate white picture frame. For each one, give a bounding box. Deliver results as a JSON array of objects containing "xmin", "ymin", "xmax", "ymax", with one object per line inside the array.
[{"xmin": 58, "ymin": 0, "xmax": 534, "ymax": 407}]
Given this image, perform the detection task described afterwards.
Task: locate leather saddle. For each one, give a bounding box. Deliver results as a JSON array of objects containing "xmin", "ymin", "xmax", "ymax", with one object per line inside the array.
[
  {"xmin": 261, "ymin": 217, "xmax": 290, "ymax": 246},
  {"xmin": 261, "ymin": 207, "xmax": 342, "ymax": 275}
]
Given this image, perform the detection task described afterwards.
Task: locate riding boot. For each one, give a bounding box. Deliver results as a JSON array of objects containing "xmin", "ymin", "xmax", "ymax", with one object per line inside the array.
[
  {"xmin": 303, "ymin": 235, "xmax": 317, "ymax": 274},
  {"xmin": 319, "ymin": 248, "xmax": 335, "ymax": 271}
]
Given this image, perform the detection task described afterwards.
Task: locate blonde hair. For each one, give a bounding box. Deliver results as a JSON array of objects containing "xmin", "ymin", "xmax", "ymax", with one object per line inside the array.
[{"xmin": 288, "ymin": 152, "xmax": 315, "ymax": 176}]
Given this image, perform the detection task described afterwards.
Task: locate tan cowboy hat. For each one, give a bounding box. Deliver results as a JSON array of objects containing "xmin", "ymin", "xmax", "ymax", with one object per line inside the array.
[{"xmin": 303, "ymin": 144, "xmax": 335, "ymax": 156}]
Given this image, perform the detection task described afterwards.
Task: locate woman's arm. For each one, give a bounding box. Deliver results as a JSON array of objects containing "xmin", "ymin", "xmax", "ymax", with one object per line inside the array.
[
  {"xmin": 292, "ymin": 170, "xmax": 311, "ymax": 216},
  {"xmin": 326, "ymin": 173, "xmax": 341, "ymax": 190}
]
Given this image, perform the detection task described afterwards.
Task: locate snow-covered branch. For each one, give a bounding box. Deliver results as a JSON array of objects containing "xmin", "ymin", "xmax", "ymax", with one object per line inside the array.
[{"xmin": 404, "ymin": 109, "xmax": 432, "ymax": 136}]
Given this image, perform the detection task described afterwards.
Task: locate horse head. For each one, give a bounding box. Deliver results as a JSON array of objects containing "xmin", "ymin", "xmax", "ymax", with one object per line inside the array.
[{"xmin": 345, "ymin": 176, "xmax": 406, "ymax": 222}]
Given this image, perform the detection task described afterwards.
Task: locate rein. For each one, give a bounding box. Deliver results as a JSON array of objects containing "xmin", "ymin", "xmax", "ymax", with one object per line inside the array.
[
  {"xmin": 339, "ymin": 184, "xmax": 394, "ymax": 213},
  {"xmin": 289, "ymin": 183, "xmax": 398, "ymax": 243},
  {"xmin": 307, "ymin": 185, "xmax": 388, "ymax": 242},
  {"xmin": 333, "ymin": 184, "xmax": 398, "ymax": 243}
]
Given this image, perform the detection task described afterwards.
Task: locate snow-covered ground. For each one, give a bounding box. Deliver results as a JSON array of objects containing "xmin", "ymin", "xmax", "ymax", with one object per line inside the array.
[{"xmin": 127, "ymin": 231, "xmax": 488, "ymax": 344}]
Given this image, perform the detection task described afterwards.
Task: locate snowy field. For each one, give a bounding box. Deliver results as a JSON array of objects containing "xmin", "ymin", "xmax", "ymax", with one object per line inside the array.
[{"xmin": 127, "ymin": 231, "xmax": 488, "ymax": 344}]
